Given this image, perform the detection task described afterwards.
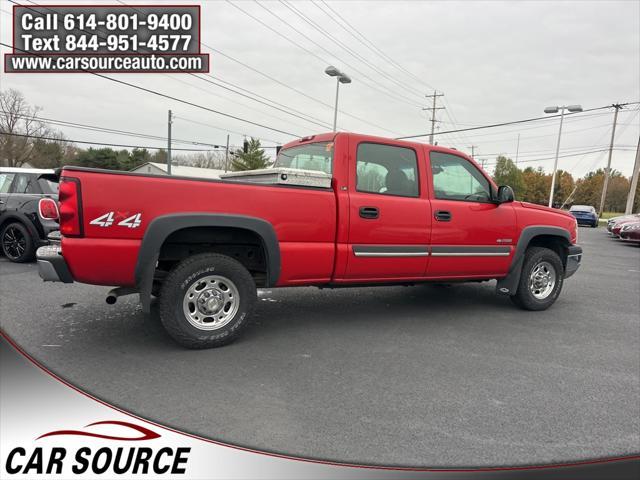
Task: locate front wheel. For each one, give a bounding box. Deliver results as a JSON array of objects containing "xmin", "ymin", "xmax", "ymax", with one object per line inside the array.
[
  {"xmin": 158, "ymin": 253, "xmax": 257, "ymax": 349},
  {"xmin": 510, "ymin": 247, "xmax": 564, "ymax": 311}
]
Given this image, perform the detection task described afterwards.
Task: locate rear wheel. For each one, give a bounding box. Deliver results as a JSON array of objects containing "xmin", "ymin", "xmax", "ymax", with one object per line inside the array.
[
  {"xmin": 158, "ymin": 253, "xmax": 257, "ymax": 349},
  {"xmin": 511, "ymin": 247, "xmax": 564, "ymax": 311},
  {"xmin": 1, "ymin": 222, "xmax": 35, "ymax": 263}
]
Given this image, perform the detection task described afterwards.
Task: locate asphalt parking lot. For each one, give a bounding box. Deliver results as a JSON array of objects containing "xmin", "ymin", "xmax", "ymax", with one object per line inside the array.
[{"xmin": 1, "ymin": 227, "xmax": 639, "ymax": 467}]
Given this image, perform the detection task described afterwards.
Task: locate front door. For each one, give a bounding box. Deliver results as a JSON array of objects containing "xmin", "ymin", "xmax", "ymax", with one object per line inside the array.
[
  {"xmin": 344, "ymin": 140, "xmax": 431, "ymax": 280},
  {"xmin": 426, "ymin": 151, "xmax": 516, "ymax": 278}
]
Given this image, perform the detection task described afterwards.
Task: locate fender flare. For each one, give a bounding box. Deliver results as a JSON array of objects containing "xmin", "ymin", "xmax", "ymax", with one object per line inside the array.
[
  {"xmin": 0, "ymin": 211, "xmax": 42, "ymax": 244},
  {"xmin": 135, "ymin": 213, "xmax": 280, "ymax": 313},
  {"xmin": 496, "ymin": 225, "xmax": 571, "ymax": 296}
]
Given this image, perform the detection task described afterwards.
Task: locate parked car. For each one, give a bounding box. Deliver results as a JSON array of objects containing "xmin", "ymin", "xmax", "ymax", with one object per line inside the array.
[
  {"xmin": 610, "ymin": 214, "xmax": 640, "ymax": 237},
  {"xmin": 569, "ymin": 205, "xmax": 598, "ymax": 227},
  {"xmin": 0, "ymin": 167, "xmax": 59, "ymax": 262},
  {"xmin": 36, "ymin": 132, "xmax": 582, "ymax": 348},
  {"xmin": 607, "ymin": 214, "xmax": 638, "ymax": 233},
  {"xmin": 619, "ymin": 220, "xmax": 640, "ymax": 244}
]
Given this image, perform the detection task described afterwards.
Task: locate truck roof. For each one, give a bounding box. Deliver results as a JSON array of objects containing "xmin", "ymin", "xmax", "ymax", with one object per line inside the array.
[{"xmin": 281, "ymin": 132, "xmax": 474, "ymax": 162}]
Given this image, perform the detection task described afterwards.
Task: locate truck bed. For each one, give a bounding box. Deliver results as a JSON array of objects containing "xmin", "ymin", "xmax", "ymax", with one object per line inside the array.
[{"xmin": 60, "ymin": 167, "xmax": 338, "ymax": 287}]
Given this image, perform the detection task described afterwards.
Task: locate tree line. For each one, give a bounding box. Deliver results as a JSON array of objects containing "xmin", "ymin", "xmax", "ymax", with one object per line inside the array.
[{"xmin": 492, "ymin": 155, "xmax": 639, "ymax": 213}]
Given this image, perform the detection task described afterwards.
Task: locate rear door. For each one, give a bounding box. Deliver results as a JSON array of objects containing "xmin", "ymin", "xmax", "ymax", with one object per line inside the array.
[
  {"xmin": 426, "ymin": 151, "xmax": 516, "ymax": 278},
  {"xmin": 344, "ymin": 139, "xmax": 431, "ymax": 280}
]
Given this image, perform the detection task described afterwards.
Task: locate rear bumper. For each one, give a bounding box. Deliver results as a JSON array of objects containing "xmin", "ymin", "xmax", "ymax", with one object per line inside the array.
[
  {"xmin": 36, "ymin": 245, "xmax": 73, "ymax": 283},
  {"xmin": 565, "ymin": 245, "xmax": 583, "ymax": 279}
]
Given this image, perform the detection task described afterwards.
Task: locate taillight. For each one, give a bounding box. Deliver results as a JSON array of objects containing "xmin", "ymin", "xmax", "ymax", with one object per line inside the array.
[
  {"xmin": 38, "ymin": 197, "xmax": 59, "ymax": 221},
  {"xmin": 58, "ymin": 177, "xmax": 83, "ymax": 237}
]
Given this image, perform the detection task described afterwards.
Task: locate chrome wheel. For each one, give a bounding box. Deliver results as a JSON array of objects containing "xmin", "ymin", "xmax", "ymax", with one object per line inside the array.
[
  {"xmin": 182, "ymin": 275, "xmax": 240, "ymax": 330},
  {"xmin": 528, "ymin": 261, "xmax": 556, "ymax": 300},
  {"xmin": 2, "ymin": 226, "xmax": 27, "ymax": 260}
]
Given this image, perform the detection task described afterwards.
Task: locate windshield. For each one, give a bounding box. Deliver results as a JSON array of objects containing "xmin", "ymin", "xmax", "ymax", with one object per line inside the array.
[
  {"xmin": 570, "ymin": 205, "xmax": 591, "ymax": 212},
  {"xmin": 273, "ymin": 142, "xmax": 333, "ymax": 174}
]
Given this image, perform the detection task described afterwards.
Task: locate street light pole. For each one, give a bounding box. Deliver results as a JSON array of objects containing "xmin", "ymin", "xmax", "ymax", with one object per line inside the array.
[
  {"xmin": 325, "ymin": 66, "xmax": 351, "ymax": 132},
  {"xmin": 548, "ymin": 108, "xmax": 565, "ymax": 208},
  {"xmin": 332, "ymin": 77, "xmax": 340, "ymax": 132},
  {"xmin": 544, "ymin": 104, "xmax": 582, "ymax": 207}
]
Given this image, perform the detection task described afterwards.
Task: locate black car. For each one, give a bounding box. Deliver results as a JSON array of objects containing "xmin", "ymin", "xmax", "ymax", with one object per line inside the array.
[{"xmin": 0, "ymin": 167, "xmax": 59, "ymax": 262}]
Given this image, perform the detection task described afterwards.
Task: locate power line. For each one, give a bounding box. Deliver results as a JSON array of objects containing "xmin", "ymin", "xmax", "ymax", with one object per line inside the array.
[
  {"xmin": 5, "ymin": 1, "xmax": 303, "ymax": 138},
  {"xmin": 173, "ymin": 116, "xmax": 282, "ymax": 145},
  {"xmin": 202, "ymin": 45, "xmax": 397, "ymax": 135},
  {"xmin": 227, "ymin": 0, "xmax": 421, "ymax": 110},
  {"xmin": 397, "ymin": 103, "xmax": 639, "ymax": 140},
  {"xmin": 279, "ymin": 0, "xmax": 425, "ymax": 101},
  {"xmin": 111, "ymin": 0, "xmax": 400, "ymax": 134},
  {"xmin": 0, "ymin": 40, "xmax": 302, "ymax": 138},
  {"xmin": 0, "ymin": 131, "xmax": 224, "ymax": 151},
  {"xmin": 1, "ymin": 112, "xmax": 233, "ymax": 149},
  {"xmin": 104, "ymin": 0, "xmax": 327, "ymax": 132},
  {"xmin": 189, "ymin": 74, "xmax": 331, "ymax": 130},
  {"xmin": 483, "ymin": 147, "xmax": 635, "ymax": 166},
  {"xmin": 316, "ymin": 0, "xmax": 435, "ymax": 92},
  {"xmin": 112, "ymin": 0, "xmax": 411, "ymax": 135}
]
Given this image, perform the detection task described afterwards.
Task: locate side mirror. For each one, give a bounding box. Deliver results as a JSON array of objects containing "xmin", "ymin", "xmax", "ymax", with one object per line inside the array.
[{"xmin": 496, "ymin": 185, "xmax": 515, "ymax": 203}]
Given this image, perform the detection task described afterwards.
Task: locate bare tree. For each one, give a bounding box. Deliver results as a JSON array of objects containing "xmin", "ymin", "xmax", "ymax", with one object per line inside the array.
[
  {"xmin": 189, "ymin": 150, "xmax": 225, "ymax": 169},
  {"xmin": 0, "ymin": 89, "xmax": 48, "ymax": 167}
]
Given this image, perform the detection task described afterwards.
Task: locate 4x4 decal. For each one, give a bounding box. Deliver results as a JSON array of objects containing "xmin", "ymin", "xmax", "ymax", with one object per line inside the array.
[{"xmin": 90, "ymin": 212, "xmax": 142, "ymax": 228}]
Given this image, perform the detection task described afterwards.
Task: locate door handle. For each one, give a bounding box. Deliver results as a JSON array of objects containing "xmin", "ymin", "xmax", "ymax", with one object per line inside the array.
[
  {"xmin": 435, "ymin": 210, "xmax": 452, "ymax": 222},
  {"xmin": 359, "ymin": 206, "xmax": 379, "ymax": 219}
]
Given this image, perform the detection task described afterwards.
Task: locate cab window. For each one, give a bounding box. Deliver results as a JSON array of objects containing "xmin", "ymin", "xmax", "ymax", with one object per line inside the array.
[
  {"xmin": 430, "ymin": 152, "xmax": 491, "ymax": 202},
  {"xmin": 356, "ymin": 143, "xmax": 419, "ymax": 197}
]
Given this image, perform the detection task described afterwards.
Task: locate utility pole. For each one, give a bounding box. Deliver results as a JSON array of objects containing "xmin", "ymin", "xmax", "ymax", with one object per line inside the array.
[
  {"xmin": 424, "ymin": 91, "xmax": 445, "ymax": 144},
  {"xmin": 468, "ymin": 145, "xmax": 477, "ymax": 160},
  {"xmin": 515, "ymin": 133, "xmax": 520, "ymax": 165},
  {"xmin": 625, "ymin": 135, "xmax": 640, "ymax": 214},
  {"xmin": 167, "ymin": 110, "xmax": 173, "ymax": 175},
  {"xmin": 224, "ymin": 134, "xmax": 230, "ymax": 172},
  {"xmin": 598, "ymin": 104, "xmax": 623, "ymax": 216}
]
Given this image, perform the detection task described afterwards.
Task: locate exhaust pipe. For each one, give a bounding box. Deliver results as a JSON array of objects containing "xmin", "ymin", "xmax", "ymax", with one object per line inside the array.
[{"xmin": 106, "ymin": 287, "xmax": 138, "ymax": 304}]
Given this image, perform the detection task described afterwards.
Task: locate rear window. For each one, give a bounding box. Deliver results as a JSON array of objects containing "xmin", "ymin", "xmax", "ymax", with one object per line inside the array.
[
  {"xmin": 273, "ymin": 142, "xmax": 333, "ymax": 174},
  {"xmin": 38, "ymin": 177, "xmax": 58, "ymax": 194},
  {"xmin": 570, "ymin": 205, "xmax": 592, "ymax": 212}
]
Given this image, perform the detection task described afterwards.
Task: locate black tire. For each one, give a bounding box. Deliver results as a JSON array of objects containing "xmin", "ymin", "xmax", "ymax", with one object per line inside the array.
[
  {"xmin": 1, "ymin": 222, "xmax": 35, "ymax": 263},
  {"xmin": 510, "ymin": 247, "xmax": 564, "ymax": 311},
  {"xmin": 158, "ymin": 253, "xmax": 257, "ymax": 349},
  {"xmin": 592, "ymin": 222, "xmax": 598, "ymax": 228}
]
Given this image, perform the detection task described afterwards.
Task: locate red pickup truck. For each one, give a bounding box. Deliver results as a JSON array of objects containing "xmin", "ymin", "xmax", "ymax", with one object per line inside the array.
[{"xmin": 37, "ymin": 132, "xmax": 582, "ymax": 348}]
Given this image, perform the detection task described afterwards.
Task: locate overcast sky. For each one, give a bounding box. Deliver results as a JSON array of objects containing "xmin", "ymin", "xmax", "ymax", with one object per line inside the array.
[{"xmin": 1, "ymin": 0, "xmax": 638, "ymax": 177}]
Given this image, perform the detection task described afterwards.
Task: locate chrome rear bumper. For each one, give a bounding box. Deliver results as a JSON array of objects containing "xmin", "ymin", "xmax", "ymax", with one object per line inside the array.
[{"xmin": 36, "ymin": 245, "xmax": 73, "ymax": 283}]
